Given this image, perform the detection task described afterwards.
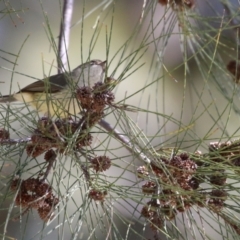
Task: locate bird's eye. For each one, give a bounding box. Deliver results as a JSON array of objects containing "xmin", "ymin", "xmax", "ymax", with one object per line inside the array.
[{"xmin": 91, "ymin": 60, "xmax": 101, "ymax": 65}]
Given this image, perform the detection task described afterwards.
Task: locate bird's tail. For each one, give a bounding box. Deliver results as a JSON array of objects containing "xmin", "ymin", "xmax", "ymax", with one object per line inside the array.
[{"xmin": 0, "ymin": 95, "xmax": 16, "ymax": 103}]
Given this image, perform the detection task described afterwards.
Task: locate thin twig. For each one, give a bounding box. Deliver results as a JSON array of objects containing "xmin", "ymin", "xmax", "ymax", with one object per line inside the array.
[
  {"xmin": 81, "ymin": 164, "xmax": 91, "ymax": 185},
  {"xmin": 41, "ymin": 150, "xmax": 57, "ymax": 181},
  {"xmin": 98, "ymin": 119, "xmax": 152, "ymax": 164},
  {"xmin": 0, "ymin": 138, "xmax": 31, "ymax": 145},
  {"xmin": 58, "ymin": 0, "xmax": 74, "ymax": 73}
]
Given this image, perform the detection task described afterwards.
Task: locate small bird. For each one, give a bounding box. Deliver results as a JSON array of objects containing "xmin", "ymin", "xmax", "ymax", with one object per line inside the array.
[{"xmin": 0, "ymin": 60, "xmax": 106, "ymax": 117}]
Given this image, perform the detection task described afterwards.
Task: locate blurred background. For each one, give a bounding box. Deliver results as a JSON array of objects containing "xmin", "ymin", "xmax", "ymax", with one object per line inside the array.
[{"xmin": 0, "ymin": 0, "xmax": 240, "ymax": 239}]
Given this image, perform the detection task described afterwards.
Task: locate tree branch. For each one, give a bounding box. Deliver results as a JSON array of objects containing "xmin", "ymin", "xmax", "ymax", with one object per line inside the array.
[{"xmin": 58, "ymin": 0, "xmax": 74, "ymax": 73}]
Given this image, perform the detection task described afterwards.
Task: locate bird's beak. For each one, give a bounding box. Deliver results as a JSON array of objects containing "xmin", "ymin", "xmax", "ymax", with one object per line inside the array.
[{"xmin": 100, "ymin": 60, "xmax": 107, "ymax": 71}]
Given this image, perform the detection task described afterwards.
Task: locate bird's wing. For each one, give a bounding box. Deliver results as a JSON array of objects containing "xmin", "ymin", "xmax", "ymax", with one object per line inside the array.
[{"xmin": 19, "ymin": 72, "xmax": 69, "ymax": 93}]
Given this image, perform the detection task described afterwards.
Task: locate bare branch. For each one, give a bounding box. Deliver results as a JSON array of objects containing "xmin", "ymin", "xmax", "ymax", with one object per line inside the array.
[
  {"xmin": 58, "ymin": 0, "xmax": 75, "ymax": 73},
  {"xmin": 0, "ymin": 138, "xmax": 31, "ymax": 145},
  {"xmin": 41, "ymin": 150, "xmax": 57, "ymax": 181},
  {"xmin": 98, "ymin": 119, "xmax": 151, "ymax": 164}
]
